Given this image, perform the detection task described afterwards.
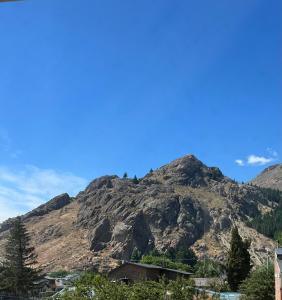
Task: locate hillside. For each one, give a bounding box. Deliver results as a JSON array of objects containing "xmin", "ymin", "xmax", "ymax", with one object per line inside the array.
[
  {"xmin": 251, "ymin": 164, "xmax": 282, "ymax": 191},
  {"xmin": 0, "ymin": 155, "xmax": 276, "ymax": 272}
]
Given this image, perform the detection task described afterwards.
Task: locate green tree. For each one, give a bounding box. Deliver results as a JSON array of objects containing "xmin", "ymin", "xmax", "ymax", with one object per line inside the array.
[
  {"xmin": 175, "ymin": 247, "xmax": 198, "ymax": 267},
  {"xmin": 149, "ymin": 248, "xmax": 161, "ymax": 257},
  {"xmin": 240, "ymin": 264, "xmax": 274, "ymax": 300},
  {"xmin": 133, "ymin": 175, "xmax": 139, "ymax": 184},
  {"xmin": 250, "ymin": 187, "xmax": 282, "ymax": 238},
  {"xmin": 194, "ymin": 259, "xmax": 225, "ymax": 277},
  {"xmin": 274, "ymin": 230, "xmax": 282, "ymax": 246},
  {"xmin": 123, "ymin": 172, "xmax": 128, "ymax": 179},
  {"xmin": 226, "ymin": 226, "xmax": 251, "ymax": 291},
  {"xmin": 164, "ymin": 247, "xmax": 176, "ymax": 260},
  {"xmin": 131, "ymin": 247, "xmax": 142, "ymax": 262},
  {"xmin": 167, "ymin": 277, "xmax": 194, "ymax": 300},
  {"xmin": 129, "ymin": 280, "xmax": 166, "ymax": 300},
  {"xmin": 0, "ymin": 217, "xmax": 40, "ymax": 296}
]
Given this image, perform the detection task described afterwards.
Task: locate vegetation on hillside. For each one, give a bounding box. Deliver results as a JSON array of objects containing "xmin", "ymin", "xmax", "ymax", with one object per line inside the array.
[{"xmin": 250, "ymin": 186, "xmax": 282, "ymax": 243}]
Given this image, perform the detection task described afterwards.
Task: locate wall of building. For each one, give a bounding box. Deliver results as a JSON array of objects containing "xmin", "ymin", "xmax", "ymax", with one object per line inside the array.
[
  {"xmin": 109, "ymin": 264, "xmax": 159, "ymax": 282},
  {"xmin": 275, "ymin": 255, "xmax": 282, "ymax": 300}
]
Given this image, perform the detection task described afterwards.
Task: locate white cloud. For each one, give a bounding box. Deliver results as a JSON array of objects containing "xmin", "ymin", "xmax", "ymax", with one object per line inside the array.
[
  {"xmin": 235, "ymin": 159, "xmax": 245, "ymax": 166},
  {"xmin": 247, "ymin": 155, "xmax": 273, "ymax": 166},
  {"xmin": 0, "ymin": 165, "xmax": 88, "ymax": 222},
  {"xmin": 235, "ymin": 149, "xmax": 278, "ymax": 167}
]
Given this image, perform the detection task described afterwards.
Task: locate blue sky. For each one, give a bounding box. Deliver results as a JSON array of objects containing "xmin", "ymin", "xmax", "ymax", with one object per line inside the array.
[{"xmin": 0, "ymin": 0, "xmax": 281, "ymax": 220}]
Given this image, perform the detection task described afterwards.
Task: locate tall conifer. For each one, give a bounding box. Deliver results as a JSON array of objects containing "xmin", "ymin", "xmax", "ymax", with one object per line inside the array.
[
  {"xmin": 0, "ymin": 217, "xmax": 40, "ymax": 296},
  {"xmin": 227, "ymin": 226, "xmax": 251, "ymax": 291}
]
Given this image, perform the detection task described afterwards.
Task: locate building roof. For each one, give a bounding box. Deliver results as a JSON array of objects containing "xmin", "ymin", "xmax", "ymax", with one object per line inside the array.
[
  {"xmin": 109, "ymin": 261, "xmax": 193, "ymax": 276},
  {"xmin": 33, "ymin": 278, "xmax": 49, "ymax": 285}
]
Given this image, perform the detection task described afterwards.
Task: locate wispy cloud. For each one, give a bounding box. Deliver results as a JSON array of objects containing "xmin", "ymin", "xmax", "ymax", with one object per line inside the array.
[
  {"xmin": 0, "ymin": 165, "xmax": 88, "ymax": 222},
  {"xmin": 235, "ymin": 149, "xmax": 278, "ymax": 167},
  {"xmin": 235, "ymin": 159, "xmax": 245, "ymax": 166}
]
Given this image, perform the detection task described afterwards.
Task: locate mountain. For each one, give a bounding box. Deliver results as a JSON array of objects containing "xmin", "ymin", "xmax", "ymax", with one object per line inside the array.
[
  {"xmin": 0, "ymin": 155, "xmax": 276, "ymax": 272},
  {"xmin": 251, "ymin": 164, "xmax": 282, "ymax": 191}
]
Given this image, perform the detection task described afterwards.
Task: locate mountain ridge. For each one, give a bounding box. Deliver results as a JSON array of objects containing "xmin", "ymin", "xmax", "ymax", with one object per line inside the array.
[{"xmin": 0, "ymin": 154, "xmax": 277, "ymax": 272}]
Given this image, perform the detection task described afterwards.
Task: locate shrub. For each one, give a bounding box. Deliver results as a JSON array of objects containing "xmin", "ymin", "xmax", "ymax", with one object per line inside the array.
[{"xmin": 240, "ymin": 264, "xmax": 274, "ymax": 300}]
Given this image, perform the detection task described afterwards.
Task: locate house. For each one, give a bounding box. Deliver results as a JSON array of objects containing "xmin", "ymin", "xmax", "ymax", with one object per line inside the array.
[
  {"xmin": 275, "ymin": 248, "xmax": 282, "ymax": 300},
  {"xmin": 32, "ymin": 278, "xmax": 50, "ymax": 296},
  {"xmin": 45, "ymin": 273, "xmax": 80, "ymax": 291},
  {"xmin": 108, "ymin": 261, "xmax": 193, "ymax": 283}
]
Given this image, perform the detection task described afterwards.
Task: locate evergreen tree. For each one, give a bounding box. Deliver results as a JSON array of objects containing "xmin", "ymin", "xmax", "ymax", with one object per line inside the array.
[
  {"xmin": 149, "ymin": 248, "xmax": 161, "ymax": 257},
  {"xmin": 240, "ymin": 264, "xmax": 274, "ymax": 300},
  {"xmin": 0, "ymin": 217, "xmax": 40, "ymax": 296},
  {"xmin": 175, "ymin": 247, "xmax": 198, "ymax": 267},
  {"xmin": 227, "ymin": 226, "xmax": 251, "ymax": 291},
  {"xmin": 123, "ymin": 172, "xmax": 128, "ymax": 179},
  {"xmin": 194, "ymin": 259, "xmax": 226, "ymax": 277},
  {"xmin": 133, "ymin": 175, "xmax": 139, "ymax": 184},
  {"xmin": 149, "ymin": 168, "xmax": 154, "ymax": 174},
  {"xmin": 165, "ymin": 247, "xmax": 176, "ymax": 260},
  {"xmin": 130, "ymin": 247, "xmax": 142, "ymax": 262},
  {"xmin": 250, "ymin": 187, "xmax": 282, "ymax": 239}
]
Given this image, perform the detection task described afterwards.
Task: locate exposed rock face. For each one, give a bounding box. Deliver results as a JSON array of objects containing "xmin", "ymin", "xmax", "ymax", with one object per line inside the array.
[
  {"xmin": 0, "ymin": 155, "xmax": 277, "ymax": 271},
  {"xmin": 74, "ymin": 155, "xmax": 275, "ymax": 264},
  {"xmin": 251, "ymin": 164, "xmax": 282, "ymax": 191}
]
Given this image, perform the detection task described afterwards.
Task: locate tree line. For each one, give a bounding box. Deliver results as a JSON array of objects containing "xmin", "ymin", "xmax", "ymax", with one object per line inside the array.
[{"xmin": 249, "ymin": 187, "xmax": 282, "ymax": 244}]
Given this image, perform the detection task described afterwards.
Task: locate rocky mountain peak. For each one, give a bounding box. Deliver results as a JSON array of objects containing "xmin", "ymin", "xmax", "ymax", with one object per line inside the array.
[
  {"xmin": 251, "ymin": 163, "xmax": 282, "ymax": 191},
  {"xmin": 149, "ymin": 154, "xmax": 224, "ymax": 187},
  {"xmin": 85, "ymin": 175, "xmax": 119, "ymax": 192}
]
